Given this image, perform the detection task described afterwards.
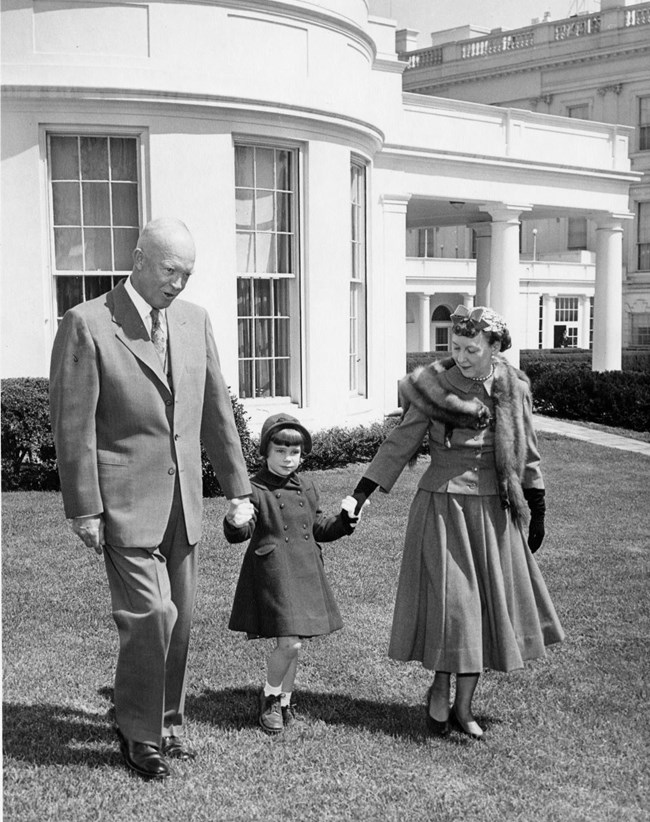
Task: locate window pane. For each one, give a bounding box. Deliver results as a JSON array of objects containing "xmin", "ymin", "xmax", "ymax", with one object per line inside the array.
[
  {"xmin": 275, "ymin": 318, "xmax": 290, "ymax": 356},
  {"xmin": 80, "ymin": 136, "xmax": 109, "ymax": 179},
  {"xmin": 238, "ymin": 319, "xmax": 252, "ymax": 357},
  {"xmin": 112, "ymin": 183, "xmax": 139, "ymax": 226},
  {"xmin": 85, "ymin": 275, "xmax": 114, "ymax": 300},
  {"xmin": 52, "ymin": 182, "xmax": 81, "ymax": 226},
  {"xmin": 256, "ymin": 233, "xmax": 275, "ymax": 273},
  {"xmin": 50, "ymin": 136, "xmax": 78, "ymax": 180},
  {"xmin": 236, "ymin": 233, "xmax": 255, "ymax": 273},
  {"xmin": 114, "ymin": 228, "xmax": 139, "ymax": 270},
  {"xmin": 54, "ymin": 227, "xmax": 83, "ymax": 270},
  {"xmin": 276, "ymin": 151, "xmax": 291, "ymax": 190},
  {"xmin": 82, "ymin": 182, "xmax": 110, "ymax": 226},
  {"xmin": 274, "ymin": 279, "xmax": 289, "ymax": 315},
  {"xmin": 254, "ymin": 279, "xmax": 271, "ymax": 315},
  {"xmin": 56, "ymin": 276, "xmax": 83, "ymax": 314},
  {"xmin": 239, "ymin": 360, "xmax": 253, "ymax": 398},
  {"xmin": 255, "ymin": 360, "xmax": 271, "ymax": 397},
  {"xmin": 275, "ymin": 360, "xmax": 289, "ymax": 396},
  {"xmin": 235, "ymin": 145, "xmax": 254, "ymax": 187},
  {"xmin": 84, "ymin": 228, "xmax": 112, "ymax": 270},
  {"xmin": 256, "ymin": 191, "xmax": 274, "ymax": 231},
  {"xmin": 276, "ymin": 234, "xmax": 291, "ymax": 274},
  {"xmin": 237, "ymin": 278, "xmax": 252, "ymax": 316},
  {"xmin": 110, "ymin": 138, "xmax": 137, "ymax": 181},
  {"xmin": 276, "ymin": 192, "xmax": 292, "ymax": 233},
  {"xmin": 255, "ymin": 319, "xmax": 272, "ymax": 356},
  {"xmin": 255, "ymin": 148, "xmax": 274, "ymax": 189},
  {"xmin": 235, "ymin": 190, "xmax": 255, "ymax": 230}
]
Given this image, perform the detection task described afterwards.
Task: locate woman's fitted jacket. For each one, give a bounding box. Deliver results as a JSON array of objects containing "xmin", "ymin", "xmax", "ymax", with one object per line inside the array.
[
  {"xmin": 364, "ymin": 357, "xmax": 543, "ymax": 521},
  {"xmin": 224, "ymin": 467, "xmax": 354, "ymax": 637}
]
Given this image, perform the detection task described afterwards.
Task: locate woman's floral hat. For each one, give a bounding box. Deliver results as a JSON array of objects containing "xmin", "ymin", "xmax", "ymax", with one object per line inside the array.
[{"xmin": 450, "ymin": 305, "xmax": 508, "ymax": 336}]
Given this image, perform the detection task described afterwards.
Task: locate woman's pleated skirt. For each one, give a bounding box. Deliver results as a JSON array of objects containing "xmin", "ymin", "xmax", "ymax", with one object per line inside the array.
[{"xmin": 388, "ymin": 490, "xmax": 565, "ymax": 673}]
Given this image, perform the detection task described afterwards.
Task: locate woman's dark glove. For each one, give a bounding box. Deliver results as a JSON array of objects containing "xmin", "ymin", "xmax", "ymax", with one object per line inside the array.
[
  {"xmin": 523, "ymin": 488, "xmax": 546, "ymax": 553},
  {"xmin": 353, "ymin": 477, "xmax": 378, "ymax": 515}
]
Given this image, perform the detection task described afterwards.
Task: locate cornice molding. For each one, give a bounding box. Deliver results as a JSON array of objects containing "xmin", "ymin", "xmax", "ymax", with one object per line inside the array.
[{"xmin": 1, "ymin": 85, "xmax": 385, "ymax": 150}]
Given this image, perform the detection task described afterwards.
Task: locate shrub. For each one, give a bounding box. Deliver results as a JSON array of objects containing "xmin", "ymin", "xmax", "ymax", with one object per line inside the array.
[
  {"xmin": 201, "ymin": 393, "xmax": 258, "ymax": 497},
  {"xmin": 530, "ymin": 364, "xmax": 650, "ymax": 432},
  {"xmin": 301, "ymin": 418, "xmax": 402, "ymax": 472},
  {"xmin": 1, "ymin": 378, "xmax": 59, "ymax": 491}
]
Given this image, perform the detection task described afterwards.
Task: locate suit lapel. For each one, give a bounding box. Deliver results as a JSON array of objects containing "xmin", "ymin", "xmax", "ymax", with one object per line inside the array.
[{"xmin": 108, "ymin": 282, "xmax": 172, "ymax": 394}]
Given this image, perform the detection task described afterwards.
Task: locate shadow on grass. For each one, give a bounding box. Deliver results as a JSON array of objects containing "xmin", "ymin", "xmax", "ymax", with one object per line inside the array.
[
  {"xmin": 2, "ymin": 696, "xmax": 119, "ymax": 767},
  {"xmin": 186, "ymin": 686, "xmax": 499, "ymax": 743}
]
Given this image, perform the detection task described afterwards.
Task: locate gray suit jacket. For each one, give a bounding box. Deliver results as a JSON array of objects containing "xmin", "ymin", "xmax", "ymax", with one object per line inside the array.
[{"xmin": 50, "ymin": 280, "xmax": 251, "ymax": 547}]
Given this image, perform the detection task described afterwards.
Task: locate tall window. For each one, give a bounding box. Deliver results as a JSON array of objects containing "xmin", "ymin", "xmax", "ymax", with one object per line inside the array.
[
  {"xmin": 431, "ymin": 305, "xmax": 451, "ymax": 352},
  {"xmin": 554, "ymin": 297, "xmax": 579, "ymax": 347},
  {"xmin": 630, "ymin": 313, "xmax": 650, "ymax": 348},
  {"xmin": 640, "ymin": 97, "xmax": 650, "ymax": 151},
  {"xmin": 639, "ymin": 202, "xmax": 650, "ymax": 271},
  {"xmin": 235, "ymin": 144, "xmax": 299, "ymax": 399},
  {"xmin": 350, "ymin": 160, "xmax": 367, "ymax": 396},
  {"xmin": 567, "ymin": 217, "xmax": 588, "ymax": 250},
  {"xmin": 48, "ymin": 134, "xmax": 140, "ymax": 320}
]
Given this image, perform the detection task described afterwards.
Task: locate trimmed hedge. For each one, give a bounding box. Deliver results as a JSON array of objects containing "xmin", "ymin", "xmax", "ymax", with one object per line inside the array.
[
  {"xmin": 1, "ymin": 378, "xmax": 59, "ymax": 491},
  {"xmin": 1, "ymin": 379, "xmax": 403, "ymax": 494}
]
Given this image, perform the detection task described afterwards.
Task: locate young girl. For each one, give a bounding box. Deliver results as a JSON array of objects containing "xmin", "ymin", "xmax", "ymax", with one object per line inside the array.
[{"xmin": 224, "ymin": 413, "xmax": 360, "ymax": 734}]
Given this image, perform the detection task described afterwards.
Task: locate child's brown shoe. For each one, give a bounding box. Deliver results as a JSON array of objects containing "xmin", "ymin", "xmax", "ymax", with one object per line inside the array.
[{"xmin": 259, "ymin": 691, "xmax": 283, "ymax": 734}]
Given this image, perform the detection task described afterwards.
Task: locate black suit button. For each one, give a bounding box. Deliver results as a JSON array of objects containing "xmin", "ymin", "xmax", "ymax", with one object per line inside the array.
[{"xmin": 168, "ymin": 467, "xmax": 175, "ymax": 475}]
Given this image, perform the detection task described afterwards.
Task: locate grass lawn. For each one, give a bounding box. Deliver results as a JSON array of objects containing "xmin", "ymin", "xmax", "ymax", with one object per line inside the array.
[{"xmin": 2, "ymin": 433, "xmax": 648, "ymax": 821}]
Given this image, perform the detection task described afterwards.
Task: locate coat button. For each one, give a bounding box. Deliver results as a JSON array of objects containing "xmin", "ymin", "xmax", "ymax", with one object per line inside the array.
[
  {"xmin": 297, "ymin": 490, "xmax": 301, "ymax": 495},
  {"xmin": 165, "ymin": 399, "xmax": 172, "ymax": 406},
  {"xmin": 276, "ymin": 493, "xmax": 281, "ymax": 498},
  {"xmin": 168, "ymin": 467, "xmax": 175, "ymax": 475},
  {"xmin": 280, "ymin": 503, "xmax": 285, "ymax": 509},
  {"xmin": 302, "ymin": 524, "xmax": 307, "ymax": 529},
  {"xmin": 299, "ymin": 502, "xmax": 304, "ymax": 507},
  {"xmin": 174, "ymin": 434, "xmax": 180, "ymax": 441},
  {"xmin": 285, "ymin": 537, "xmax": 289, "ymax": 542},
  {"xmin": 284, "ymin": 525, "xmax": 288, "ymax": 531},
  {"xmin": 304, "ymin": 535, "xmax": 309, "ymax": 540}
]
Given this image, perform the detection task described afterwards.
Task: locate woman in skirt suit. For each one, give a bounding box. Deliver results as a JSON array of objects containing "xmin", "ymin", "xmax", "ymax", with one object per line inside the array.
[{"xmin": 353, "ymin": 306, "xmax": 564, "ymax": 739}]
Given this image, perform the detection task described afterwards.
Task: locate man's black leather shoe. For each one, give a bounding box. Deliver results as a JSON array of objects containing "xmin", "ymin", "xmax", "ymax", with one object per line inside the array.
[
  {"xmin": 162, "ymin": 735, "xmax": 197, "ymax": 761},
  {"xmin": 116, "ymin": 728, "xmax": 170, "ymax": 779}
]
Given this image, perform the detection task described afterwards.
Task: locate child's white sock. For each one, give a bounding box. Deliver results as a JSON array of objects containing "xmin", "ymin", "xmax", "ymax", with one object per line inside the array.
[
  {"xmin": 280, "ymin": 691, "xmax": 292, "ymax": 707},
  {"xmin": 264, "ymin": 681, "xmax": 282, "ymax": 698}
]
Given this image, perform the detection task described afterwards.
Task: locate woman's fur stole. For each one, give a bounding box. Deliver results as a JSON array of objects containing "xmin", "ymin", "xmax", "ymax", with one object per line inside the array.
[{"xmin": 398, "ymin": 356, "xmax": 533, "ymax": 521}]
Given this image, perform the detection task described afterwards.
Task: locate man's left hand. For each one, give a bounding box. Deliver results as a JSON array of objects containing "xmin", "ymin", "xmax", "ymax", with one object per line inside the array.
[{"xmin": 226, "ymin": 498, "xmax": 254, "ymax": 527}]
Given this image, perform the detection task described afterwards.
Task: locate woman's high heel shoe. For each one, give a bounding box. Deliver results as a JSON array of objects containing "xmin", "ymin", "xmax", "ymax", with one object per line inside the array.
[
  {"xmin": 451, "ymin": 706, "xmax": 484, "ymax": 740},
  {"xmin": 425, "ymin": 685, "xmax": 450, "ymax": 737}
]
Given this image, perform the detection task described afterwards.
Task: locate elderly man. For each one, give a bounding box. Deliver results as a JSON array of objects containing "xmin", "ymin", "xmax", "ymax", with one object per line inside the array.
[{"xmin": 50, "ymin": 218, "xmax": 253, "ymax": 779}]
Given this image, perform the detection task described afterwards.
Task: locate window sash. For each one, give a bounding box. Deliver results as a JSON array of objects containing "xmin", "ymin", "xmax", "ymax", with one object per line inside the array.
[
  {"xmin": 235, "ymin": 144, "xmax": 299, "ymax": 400},
  {"xmin": 48, "ymin": 134, "xmax": 140, "ymax": 320},
  {"xmin": 350, "ymin": 161, "xmax": 367, "ymax": 396}
]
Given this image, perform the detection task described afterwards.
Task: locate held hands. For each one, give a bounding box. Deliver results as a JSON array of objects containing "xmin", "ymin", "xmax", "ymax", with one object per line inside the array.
[
  {"xmin": 341, "ymin": 495, "xmax": 364, "ymax": 527},
  {"xmin": 70, "ymin": 515, "xmax": 105, "ymax": 555},
  {"xmin": 226, "ymin": 497, "xmax": 255, "ymax": 527}
]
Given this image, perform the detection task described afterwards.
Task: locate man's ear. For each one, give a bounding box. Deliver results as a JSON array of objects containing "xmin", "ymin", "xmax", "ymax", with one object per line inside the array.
[{"xmin": 132, "ymin": 247, "xmax": 144, "ymax": 269}]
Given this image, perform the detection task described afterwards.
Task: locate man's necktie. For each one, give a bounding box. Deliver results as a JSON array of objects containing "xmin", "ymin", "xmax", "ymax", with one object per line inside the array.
[{"xmin": 150, "ymin": 308, "xmax": 167, "ymax": 367}]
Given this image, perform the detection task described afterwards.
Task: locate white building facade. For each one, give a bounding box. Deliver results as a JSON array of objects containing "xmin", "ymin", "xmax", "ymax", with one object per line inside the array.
[
  {"xmin": 0, "ymin": 0, "xmax": 638, "ymax": 430},
  {"xmin": 398, "ymin": 0, "xmax": 650, "ymax": 354}
]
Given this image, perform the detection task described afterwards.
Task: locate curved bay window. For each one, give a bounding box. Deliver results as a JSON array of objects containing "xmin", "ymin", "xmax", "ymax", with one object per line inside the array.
[
  {"xmin": 48, "ymin": 134, "xmax": 140, "ymax": 321},
  {"xmin": 235, "ymin": 144, "xmax": 300, "ymax": 400}
]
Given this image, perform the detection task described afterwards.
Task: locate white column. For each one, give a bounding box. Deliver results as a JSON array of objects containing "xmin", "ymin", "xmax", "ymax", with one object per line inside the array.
[
  {"xmin": 417, "ymin": 293, "xmax": 431, "ymax": 351},
  {"xmin": 542, "ymin": 294, "xmax": 555, "ymax": 349},
  {"xmin": 374, "ymin": 194, "xmax": 411, "ymax": 412},
  {"xmin": 480, "ymin": 203, "xmax": 532, "ymax": 365},
  {"xmin": 578, "ymin": 294, "xmax": 591, "ymax": 349},
  {"xmin": 470, "ymin": 222, "xmax": 492, "ymax": 306},
  {"xmin": 593, "ymin": 214, "xmax": 627, "ymax": 371}
]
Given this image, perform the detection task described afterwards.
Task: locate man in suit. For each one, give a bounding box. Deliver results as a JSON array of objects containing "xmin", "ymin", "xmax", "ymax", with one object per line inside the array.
[{"xmin": 50, "ymin": 217, "xmax": 254, "ymax": 779}]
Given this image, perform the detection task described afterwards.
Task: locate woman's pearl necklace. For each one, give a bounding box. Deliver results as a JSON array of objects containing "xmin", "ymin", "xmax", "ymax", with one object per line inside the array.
[{"xmin": 470, "ymin": 364, "xmax": 495, "ymax": 382}]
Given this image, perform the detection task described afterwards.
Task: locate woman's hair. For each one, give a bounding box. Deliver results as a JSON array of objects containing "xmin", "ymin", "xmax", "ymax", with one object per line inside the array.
[
  {"xmin": 268, "ymin": 427, "xmax": 305, "ymax": 451},
  {"xmin": 450, "ymin": 305, "xmax": 512, "ymax": 352}
]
